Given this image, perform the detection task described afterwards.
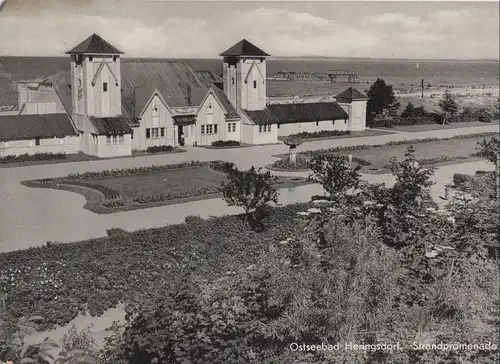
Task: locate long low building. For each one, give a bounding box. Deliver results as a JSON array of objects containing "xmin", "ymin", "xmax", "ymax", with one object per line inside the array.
[{"xmin": 0, "ymin": 34, "xmax": 368, "ymax": 158}]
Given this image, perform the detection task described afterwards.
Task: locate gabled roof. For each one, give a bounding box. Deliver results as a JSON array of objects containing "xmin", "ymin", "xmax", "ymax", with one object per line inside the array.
[
  {"xmin": 241, "ymin": 109, "xmax": 278, "ymax": 125},
  {"xmin": 0, "ymin": 114, "xmax": 77, "ymax": 142},
  {"xmin": 88, "ymin": 116, "xmax": 132, "ymax": 134},
  {"xmin": 219, "ymin": 39, "xmax": 270, "ymax": 57},
  {"xmin": 46, "ymin": 71, "xmax": 72, "ymax": 116},
  {"xmin": 66, "ymin": 34, "xmax": 123, "ymax": 55},
  {"xmin": 335, "ymin": 87, "xmax": 368, "ymax": 102},
  {"xmin": 121, "ymin": 61, "xmax": 217, "ymax": 119}
]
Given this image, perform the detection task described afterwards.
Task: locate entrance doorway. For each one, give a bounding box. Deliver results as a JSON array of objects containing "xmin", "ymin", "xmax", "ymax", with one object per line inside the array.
[{"xmin": 177, "ymin": 125, "xmax": 185, "ymax": 146}]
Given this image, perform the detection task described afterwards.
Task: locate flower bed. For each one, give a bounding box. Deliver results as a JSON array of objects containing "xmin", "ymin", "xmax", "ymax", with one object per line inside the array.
[
  {"xmin": 303, "ymin": 131, "xmax": 499, "ymax": 157},
  {"xmin": 146, "ymin": 145, "xmax": 175, "ymax": 153},
  {"xmin": 103, "ymin": 201, "xmax": 125, "ymax": 209},
  {"xmin": 287, "ymin": 130, "xmax": 351, "ymax": 139},
  {"xmin": 211, "ymin": 140, "xmax": 240, "ymax": 148},
  {"xmin": 65, "ymin": 161, "xmax": 206, "ymax": 180},
  {"xmin": 63, "ymin": 180, "xmax": 121, "ymax": 200},
  {"xmin": 269, "ymin": 155, "xmax": 371, "ymax": 171},
  {"xmin": 381, "ymin": 155, "xmax": 468, "ymax": 170},
  {"xmin": 0, "ymin": 152, "xmax": 66, "ymax": 164},
  {"xmin": 133, "ymin": 187, "xmax": 222, "ymax": 204}
]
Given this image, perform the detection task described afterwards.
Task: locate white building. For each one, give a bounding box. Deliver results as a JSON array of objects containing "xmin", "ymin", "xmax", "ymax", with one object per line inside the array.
[{"xmin": 0, "ymin": 34, "xmax": 368, "ymax": 158}]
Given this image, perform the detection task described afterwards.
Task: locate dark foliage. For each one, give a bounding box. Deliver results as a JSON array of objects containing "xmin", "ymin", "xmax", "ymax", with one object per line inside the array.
[
  {"xmin": 145, "ymin": 145, "xmax": 175, "ymax": 153},
  {"xmin": 0, "ymin": 152, "xmax": 66, "ymax": 164},
  {"xmin": 366, "ymin": 78, "xmax": 400, "ymax": 124},
  {"xmin": 211, "ymin": 140, "xmax": 241, "ymax": 147},
  {"xmin": 288, "ymin": 130, "xmax": 350, "ymax": 139}
]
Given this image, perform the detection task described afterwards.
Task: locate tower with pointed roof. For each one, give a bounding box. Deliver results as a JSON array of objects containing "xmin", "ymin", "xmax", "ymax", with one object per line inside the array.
[
  {"xmin": 335, "ymin": 87, "xmax": 368, "ymax": 131},
  {"xmin": 66, "ymin": 34, "xmax": 123, "ymax": 135},
  {"xmin": 220, "ymin": 39, "xmax": 270, "ymax": 111}
]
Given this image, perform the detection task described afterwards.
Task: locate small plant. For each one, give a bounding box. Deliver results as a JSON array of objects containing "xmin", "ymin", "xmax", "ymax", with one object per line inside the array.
[
  {"xmin": 146, "ymin": 145, "xmax": 175, "ymax": 153},
  {"xmin": 211, "ymin": 140, "xmax": 240, "ymax": 148}
]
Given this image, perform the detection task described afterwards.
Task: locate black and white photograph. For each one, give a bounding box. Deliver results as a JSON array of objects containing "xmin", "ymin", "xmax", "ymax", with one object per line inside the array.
[{"xmin": 0, "ymin": 0, "xmax": 499, "ymax": 363}]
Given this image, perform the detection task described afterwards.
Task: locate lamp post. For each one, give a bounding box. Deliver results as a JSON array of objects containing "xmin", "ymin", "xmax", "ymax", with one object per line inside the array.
[{"xmin": 421, "ymin": 79, "xmax": 424, "ymax": 99}]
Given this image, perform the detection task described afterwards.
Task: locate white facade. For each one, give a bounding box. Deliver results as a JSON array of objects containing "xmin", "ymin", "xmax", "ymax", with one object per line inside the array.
[
  {"xmin": 0, "ymin": 136, "xmax": 80, "ymax": 157},
  {"xmin": 338, "ymin": 100, "xmax": 368, "ymax": 132}
]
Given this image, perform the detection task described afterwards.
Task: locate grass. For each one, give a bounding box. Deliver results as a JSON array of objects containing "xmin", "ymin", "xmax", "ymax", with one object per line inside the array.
[
  {"xmin": 277, "ymin": 128, "xmax": 394, "ymax": 142},
  {"xmin": 383, "ymin": 120, "xmax": 499, "ymax": 133},
  {"xmin": 23, "ymin": 162, "xmax": 311, "ymax": 214},
  {"xmin": 337, "ymin": 137, "xmax": 485, "ymax": 172}
]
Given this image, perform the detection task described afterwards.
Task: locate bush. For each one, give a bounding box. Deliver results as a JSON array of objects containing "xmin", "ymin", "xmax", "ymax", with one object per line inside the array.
[
  {"xmin": 146, "ymin": 145, "xmax": 175, "ymax": 153},
  {"xmin": 211, "ymin": 140, "xmax": 240, "ymax": 147},
  {"xmin": 133, "ymin": 187, "xmax": 222, "ymax": 204},
  {"xmin": 0, "ymin": 152, "xmax": 66, "ymax": 164},
  {"xmin": 106, "ymin": 228, "xmax": 129, "ymax": 237},
  {"xmin": 453, "ymin": 173, "xmax": 474, "ymax": 187},
  {"xmin": 270, "ymin": 156, "xmax": 310, "ymax": 170},
  {"xmin": 288, "ymin": 130, "xmax": 350, "ymax": 139}
]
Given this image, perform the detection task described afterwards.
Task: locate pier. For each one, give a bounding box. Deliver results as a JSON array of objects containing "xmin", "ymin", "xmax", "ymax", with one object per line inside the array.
[{"xmin": 268, "ymin": 70, "xmax": 360, "ymax": 83}]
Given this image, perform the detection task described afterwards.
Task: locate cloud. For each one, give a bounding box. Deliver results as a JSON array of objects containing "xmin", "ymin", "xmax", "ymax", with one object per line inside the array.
[{"xmin": 0, "ymin": 3, "xmax": 498, "ymax": 59}]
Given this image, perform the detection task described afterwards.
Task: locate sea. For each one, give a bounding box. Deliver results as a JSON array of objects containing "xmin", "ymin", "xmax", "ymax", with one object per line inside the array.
[{"xmin": 0, "ymin": 56, "xmax": 498, "ymax": 105}]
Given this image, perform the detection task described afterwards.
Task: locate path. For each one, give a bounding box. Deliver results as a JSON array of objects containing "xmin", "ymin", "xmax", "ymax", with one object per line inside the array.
[{"xmin": 0, "ymin": 125, "xmax": 497, "ymax": 253}]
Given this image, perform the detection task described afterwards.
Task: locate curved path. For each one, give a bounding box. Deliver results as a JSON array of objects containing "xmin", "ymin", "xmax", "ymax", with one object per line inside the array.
[{"xmin": 0, "ymin": 124, "xmax": 497, "ymax": 253}]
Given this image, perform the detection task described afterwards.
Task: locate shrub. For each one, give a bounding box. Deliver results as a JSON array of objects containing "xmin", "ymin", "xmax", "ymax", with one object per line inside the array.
[
  {"xmin": 184, "ymin": 215, "xmax": 205, "ymax": 225},
  {"xmin": 453, "ymin": 173, "xmax": 474, "ymax": 187},
  {"xmin": 211, "ymin": 140, "xmax": 240, "ymax": 147},
  {"xmin": 133, "ymin": 187, "xmax": 222, "ymax": 204},
  {"xmin": 146, "ymin": 145, "xmax": 175, "ymax": 153},
  {"xmin": 287, "ymin": 130, "xmax": 350, "ymax": 139},
  {"xmin": 106, "ymin": 228, "xmax": 129, "ymax": 237},
  {"xmin": 0, "ymin": 152, "xmax": 66, "ymax": 164}
]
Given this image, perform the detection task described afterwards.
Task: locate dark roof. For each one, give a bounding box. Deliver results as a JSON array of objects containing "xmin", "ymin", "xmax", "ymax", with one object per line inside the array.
[
  {"xmin": 195, "ymin": 70, "xmax": 222, "ymax": 84},
  {"xmin": 173, "ymin": 115, "xmax": 197, "ymax": 125},
  {"xmin": 66, "ymin": 34, "xmax": 123, "ymax": 55},
  {"xmin": 211, "ymin": 86, "xmax": 240, "ymax": 119},
  {"xmin": 88, "ymin": 116, "xmax": 132, "ymax": 134},
  {"xmin": 0, "ymin": 114, "xmax": 77, "ymax": 142},
  {"xmin": 46, "ymin": 71, "xmax": 72, "ymax": 115},
  {"xmin": 121, "ymin": 61, "xmax": 217, "ymax": 118},
  {"xmin": 242, "ymin": 109, "xmax": 278, "ymax": 125},
  {"xmin": 244, "ymin": 102, "xmax": 348, "ymax": 125},
  {"xmin": 335, "ymin": 87, "xmax": 368, "ymax": 102},
  {"xmin": 219, "ymin": 39, "xmax": 270, "ymax": 57}
]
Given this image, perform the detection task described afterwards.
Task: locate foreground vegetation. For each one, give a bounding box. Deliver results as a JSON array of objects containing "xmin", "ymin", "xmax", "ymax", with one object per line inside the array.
[{"xmin": 1, "ymin": 139, "xmax": 499, "ymax": 363}]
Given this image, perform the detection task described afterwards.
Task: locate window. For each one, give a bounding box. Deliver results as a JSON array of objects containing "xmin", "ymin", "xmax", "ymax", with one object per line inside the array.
[
  {"xmin": 113, "ymin": 135, "xmax": 118, "ymax": 144},
  {"xmin": 103, "ymin": 82, "xmax": 108, "ymax": 92},
  {"xmin": 35, "ymin": 137, "xmax": 40, "ymax": 146},
  {"xmin": 231, "ymin": 77, "xmax": 235, "ymax": 85},
  {"xmin": 119, "ymin": 135, "xmax": 124, "ymax": 144},
  {"xmin": 201, "ymin": 125, "xmax": 206, "ymax": 134},
  {"xmin": 131, "ymin": 130, "xmax": 134, "ymax": 139},
  {"xmin": 232, "ymin": 123, "xmax": 236, "ymax": 132},
  {"xmin": 152, "ymin": 128, "xmax": 159, "ymax": 138},
  {"xmin": 146, "ymin": 128, "xmax": 151, "ymax": 139},
  {"xmin": 106, "ymin": 135, "xmax": 111, "ymax": 145},
  {"xmin": 214, "ymin": 125, "xmax": 218, "ymax": 134},
  {"xmin": 206, "ymin": 125, "xmax": 213, "ymax": 134},
  {"xmin": 253, "ymin": 80, "xmax": 257, "ymax": 89},
  {"xmin": 344, "ymin": 119, "xmax": 348, "ymax": 124},
  {"xmin": 316, "ymin": 121, "xmax": 319, "ymax": 127},
  {"xmin": 227, "ymin": 123, "xmax": 232, "ymax": 133},
  {"xmin": 160, "ymin": 128, "xmax": 165, "ymax": 137},
  {"xmin": 259, "ymin": 125, "xmax": 263, "ymax": 133},
  {"xmin": 259, "ymin": 124, "xmax": 271, "ymax": 133}
]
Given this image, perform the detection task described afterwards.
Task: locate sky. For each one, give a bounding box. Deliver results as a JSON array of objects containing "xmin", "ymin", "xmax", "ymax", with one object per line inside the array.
[{"xmin": 0, "ymin": 0, "xmax": 498, "ymax": 60}]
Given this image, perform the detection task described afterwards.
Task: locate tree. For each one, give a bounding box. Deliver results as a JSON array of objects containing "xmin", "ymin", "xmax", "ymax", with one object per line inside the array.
[
  {"xmin": 309, "ymin": 154, "xmax": 362, "ymax": 200},
  {"xmin": 438, "ymin": 91, "xmax": 458, "ymax": 123},
  {"xmin": 221, "ymin": 165, "xmax": 278, "ymax": 226},
  {"xmin": 476, "ymin": 137, "xmax": 500, "ymax": 200},
  {"xmin": 366, "ymin": 78, "xmax": 399, "ymax": 123}
]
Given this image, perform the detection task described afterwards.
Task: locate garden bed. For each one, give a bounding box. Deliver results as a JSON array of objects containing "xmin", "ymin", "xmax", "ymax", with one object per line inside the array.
[
  {"xmin": 277, "ymin": 128, "xmax": 394, "ymax": 142},
  {"xmin": 0, "ymin": 203, "xmax": 313, "ymax": 331},
  {"xmin": 22, "ymin": 161, "xmax": 310, "ymax": 214},
  {"xmin": 380, "ymin": 120, "xmax": 499, "ymax": 133},
  {"xmin": 0, "ymin": 148, "xmax": 186, "ymax": 168}
]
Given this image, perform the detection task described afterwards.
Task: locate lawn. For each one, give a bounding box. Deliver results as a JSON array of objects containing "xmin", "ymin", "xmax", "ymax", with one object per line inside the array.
[
  {"xmin": 383, "ymin": 120, "xmax": 498, "ymax": 133},
  {"xmin": 22, "ymin": 161, "xmax": 309, "ymax": 214}
]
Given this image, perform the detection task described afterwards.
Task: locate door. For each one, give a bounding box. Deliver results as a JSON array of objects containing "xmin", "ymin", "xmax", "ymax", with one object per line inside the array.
[{"xmin": 178, "ymin": 125, "xmax": 184, "ymax": 146}]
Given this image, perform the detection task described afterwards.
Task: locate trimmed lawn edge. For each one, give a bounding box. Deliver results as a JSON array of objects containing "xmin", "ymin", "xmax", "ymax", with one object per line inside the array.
[
  {"xmin": 21, "ymin": 164, "xmax": 313, "ymax": 215},
  {"xmin": 0, "ymin": 148, "xmax": 186, "ymax": 169}
]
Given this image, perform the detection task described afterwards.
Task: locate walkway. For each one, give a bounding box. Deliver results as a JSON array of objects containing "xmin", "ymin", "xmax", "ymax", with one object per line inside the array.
[{"xmin": 0, "ymin": 124, "xmax": 497, "ymax": 253}]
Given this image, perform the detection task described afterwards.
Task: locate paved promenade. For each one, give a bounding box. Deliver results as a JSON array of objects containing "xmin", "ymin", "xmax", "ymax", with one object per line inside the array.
[{"xmin": 0, "ymin": 124, "xmax": 497, "ymax": 253}]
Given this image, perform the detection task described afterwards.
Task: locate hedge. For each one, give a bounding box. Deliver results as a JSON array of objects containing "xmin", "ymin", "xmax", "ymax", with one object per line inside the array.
[
  {"xmin": 287, "ymin": 130, "xmax": 351, "ymax": 139},
  {"xmin": 146, "ymin": 145, "xmax": 175, "ymax": 153},
  {"xmin": 0, "ymin": 152, "xmax": 66, "ymax": 164},
  {"xmin": 133, "ymin": 187, "xmax": 222, "ymax": 204},
  {"xmin": 453, "ymin": 173, "xmax": 475, "ymax": 186},
  {"xmin": 0, "ymin": 203, "xmax": 312, "ymax": 330},
  {"xmin": 211, "ymin": 140, "xmax": 240, "ymax": 147}
]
